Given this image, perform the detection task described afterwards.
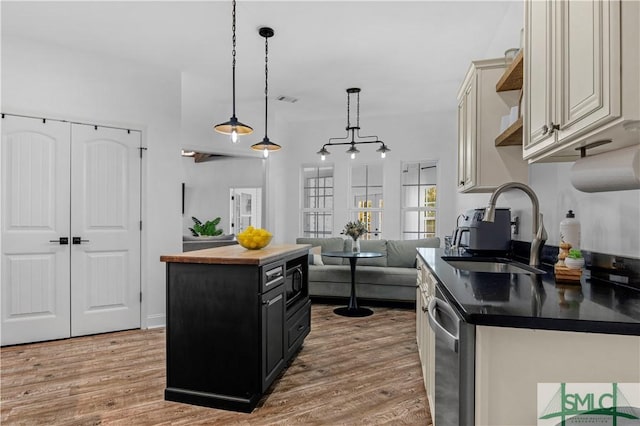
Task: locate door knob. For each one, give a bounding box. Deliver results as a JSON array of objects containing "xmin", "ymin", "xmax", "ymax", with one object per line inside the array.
[
  {"xmin": 72, "ymin": 237, "xmax": 90, "ymax": 244},
  {"xmin": 49, "ymin": 237, "xmax": 69, "ymax": 245}
]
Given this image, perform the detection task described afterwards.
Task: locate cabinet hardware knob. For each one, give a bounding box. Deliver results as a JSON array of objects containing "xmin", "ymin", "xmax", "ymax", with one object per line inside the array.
[
  {"xmin": 262, "ymin": 300, "xmax": 269, "ymax": 305},
  {"xmin": 541, "ymin": 124, "xmax": 549, "ymax": 135},
  {"xmin": 297, "ymin": 324, "xmax": 305, "ymax": 331},
  {"xmin": 72, "ymin": 237, "xmax": 90, "ymax": 245},
  {"xmin": 422, "ymin": 306, "xmax": 429, "ymax": 313},
  {"xmin": 459, "ymin": 181, "xmax": 464, "ymax": 186},
  {"xmin": 549, "ymin": 122, "xmax": 560, "ymax": 134}
]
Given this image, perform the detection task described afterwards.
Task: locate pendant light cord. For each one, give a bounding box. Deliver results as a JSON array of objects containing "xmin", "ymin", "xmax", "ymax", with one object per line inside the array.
[
  {"xmin": 231, "ymin": 0, "xmax": 237, "ymax": 116},
  {"xmin": 264, "ymin": 35, "xmax": 269, "ymax": 138}
]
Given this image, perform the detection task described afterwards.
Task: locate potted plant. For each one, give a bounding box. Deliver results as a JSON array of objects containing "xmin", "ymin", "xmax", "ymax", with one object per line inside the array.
[
  {"xmin": 564, "ymin": 249, "xmax": 585, "ymax": 270},
  {"xmin": 189, "ymin": 216, "xmax": 223, "ymax": 238}
]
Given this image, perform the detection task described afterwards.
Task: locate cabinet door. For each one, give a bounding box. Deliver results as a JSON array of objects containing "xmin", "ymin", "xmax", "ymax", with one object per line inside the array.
[
  {"xmin": 524, "ymin": 0, "xmax": 557, "ymax": 159},
  {"xmin": 556, "ymin": 0, "xmax": 621, "ymax": 142},
  {"xmin": 261, "ymin": 285, "xmax": 285, "ymax": 392},
  {"xmin": 458, "ymin": 80, "xmax": 477, "ymax": 190},
  {"xmin": 456, "ymin": 99, "xmax": 466, "ymax": 190}
]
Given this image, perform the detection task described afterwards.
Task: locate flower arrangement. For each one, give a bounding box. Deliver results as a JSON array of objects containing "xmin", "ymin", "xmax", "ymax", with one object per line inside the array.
[{"xmin": 342, "ymin": 220, "xmax": 368, "ymax": 240}]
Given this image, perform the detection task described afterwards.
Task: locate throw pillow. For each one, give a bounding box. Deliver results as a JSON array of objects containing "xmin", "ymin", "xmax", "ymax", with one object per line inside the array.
[{"xmin": 311, "ymin": 246, "xmax": 324, "ymax": 265}]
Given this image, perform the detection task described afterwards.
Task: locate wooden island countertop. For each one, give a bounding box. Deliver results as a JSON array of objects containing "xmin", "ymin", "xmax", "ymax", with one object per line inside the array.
[{"xmin": 160, "ymin": 243, "xmax": 311, "ymax": 266}]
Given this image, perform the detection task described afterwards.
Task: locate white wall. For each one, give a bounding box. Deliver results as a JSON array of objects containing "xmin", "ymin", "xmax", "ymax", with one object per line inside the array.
[
  {"xmin": 272, "ymin": 110, "xmax": 458, "ymax": 244},
  {"xmin": 1, "ymin": 36, "xmax": 183, "ymax": 327},
  {"xmin": 181, "ymin": 156, "xmax": 264, "ymax": 236}
]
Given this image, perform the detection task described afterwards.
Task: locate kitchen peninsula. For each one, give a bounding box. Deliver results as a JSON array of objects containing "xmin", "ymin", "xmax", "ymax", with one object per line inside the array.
[{"xmin": 160, "ymin": 244, "xmax": 311, "ymax": 412}]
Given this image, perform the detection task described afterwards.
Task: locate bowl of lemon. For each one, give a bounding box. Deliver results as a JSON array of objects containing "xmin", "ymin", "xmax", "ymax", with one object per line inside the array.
[{"xmin": 236, "ymin": 226, "xmax": 273, "ymax": 250}]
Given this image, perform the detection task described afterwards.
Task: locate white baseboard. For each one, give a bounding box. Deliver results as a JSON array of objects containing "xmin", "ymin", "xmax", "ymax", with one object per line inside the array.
[{"xmin": 146, "ymin": 314, "xmax": 166, "ymax": 329}]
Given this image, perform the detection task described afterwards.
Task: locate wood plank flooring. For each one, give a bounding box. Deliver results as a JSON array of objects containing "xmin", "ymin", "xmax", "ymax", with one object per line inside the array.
[{"xmin": 1, "ymin": 304, "xmax": 431, "ymax": 425}]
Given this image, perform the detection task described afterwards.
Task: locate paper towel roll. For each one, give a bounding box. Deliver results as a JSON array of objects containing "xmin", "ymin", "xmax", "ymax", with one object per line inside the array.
[{"xmin": 570, "ymin": 145, "xmax": 640, "ymax": 192}]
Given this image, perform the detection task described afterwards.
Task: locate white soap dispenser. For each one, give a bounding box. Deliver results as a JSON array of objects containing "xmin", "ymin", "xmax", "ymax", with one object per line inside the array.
[{"xmin": 559, "ymin": 210, "xmax": 581, "ymax": 249}]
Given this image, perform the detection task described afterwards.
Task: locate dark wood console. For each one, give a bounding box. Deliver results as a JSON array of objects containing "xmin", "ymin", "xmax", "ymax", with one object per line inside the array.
[{"xmin": 160, "ymin": 244, "xmax": 311, "ymax": 412}]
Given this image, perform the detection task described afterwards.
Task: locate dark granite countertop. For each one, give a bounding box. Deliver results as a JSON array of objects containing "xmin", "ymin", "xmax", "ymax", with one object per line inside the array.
[{"xmin": 417, "ymin": 248, "xmax": 640, "ymax": 336}]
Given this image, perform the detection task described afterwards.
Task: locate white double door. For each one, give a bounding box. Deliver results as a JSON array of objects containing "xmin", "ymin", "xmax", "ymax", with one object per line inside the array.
[{"xmin": 1, "ymin": 115, "xmax": 141, "ymax": 346}]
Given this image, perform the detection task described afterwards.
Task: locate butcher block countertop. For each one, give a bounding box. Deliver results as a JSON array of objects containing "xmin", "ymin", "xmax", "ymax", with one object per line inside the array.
[{"xmin": 160, "ymin": 243, "xmax": 311, "ymax": 266}]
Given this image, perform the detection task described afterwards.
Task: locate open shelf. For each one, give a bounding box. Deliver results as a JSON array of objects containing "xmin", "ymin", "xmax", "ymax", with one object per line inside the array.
[
  {"xmin": 495, "ymin": 116, "xmax": 523, "ymax": 146},
  {"xmin": 496, "ymin": 50, "xmax": 523, "ymax": 92}
]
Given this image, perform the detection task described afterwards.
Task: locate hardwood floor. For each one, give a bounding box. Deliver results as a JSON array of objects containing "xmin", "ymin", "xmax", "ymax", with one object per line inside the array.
[{"xmin": 1, "ymin": 304, "xmax": 431, "ymax": 425}]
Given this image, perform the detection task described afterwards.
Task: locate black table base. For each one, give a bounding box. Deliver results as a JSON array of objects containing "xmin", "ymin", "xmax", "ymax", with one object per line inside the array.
[{"xmin": 333, "ymin": 306, "xmax": 373, "ymax": 317}]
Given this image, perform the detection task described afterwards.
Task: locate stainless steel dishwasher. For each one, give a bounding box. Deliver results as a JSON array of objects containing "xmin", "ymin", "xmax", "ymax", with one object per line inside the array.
[{"xmin": 428, "ymin": 285, "xmax": 476, "ymax": 425}]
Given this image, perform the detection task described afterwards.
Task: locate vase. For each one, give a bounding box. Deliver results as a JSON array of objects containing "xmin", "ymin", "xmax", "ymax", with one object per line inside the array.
[{"xmin": 352, "ymin": 238, "xmax": 360, "ymax": 253}]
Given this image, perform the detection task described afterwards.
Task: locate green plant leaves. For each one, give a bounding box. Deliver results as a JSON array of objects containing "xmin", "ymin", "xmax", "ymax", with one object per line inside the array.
[{"xmin": 190, "ymin": 216, "xmax": 223, "ymax": 236}]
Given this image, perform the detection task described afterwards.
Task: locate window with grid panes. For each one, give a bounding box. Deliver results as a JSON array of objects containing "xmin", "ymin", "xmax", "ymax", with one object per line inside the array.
[
  {"xmin": 401, "ymin": 161, "xmax": 437, "ymax": 240},
  {"xmin": 301, "ymin": 165, "xmax": 334, "ymax": 238},
  {"xmin": 350, "ymin": 164, "xmax": 383, "ymax": 239}
]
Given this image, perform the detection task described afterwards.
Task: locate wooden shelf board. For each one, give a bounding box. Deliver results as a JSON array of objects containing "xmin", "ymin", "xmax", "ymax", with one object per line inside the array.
[
  {"xmin": 495, "ymin": 116, "xmax": 523, "ymax": 146},
  {"xmin": 496, "ymin": 50, "xmax": 523, "ymax": 92}
]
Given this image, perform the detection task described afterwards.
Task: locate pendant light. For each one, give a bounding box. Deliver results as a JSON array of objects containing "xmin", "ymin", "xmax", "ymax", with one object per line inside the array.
[
  {"xmin": 317, "ymin": 88, "xmax": 390, "ymax": 160},
  {"xmin": 214, "ymin": 0, "xmax": 253, "ymax": 143},
  {"xmin": 251, "ymin": 27, "xmax": 281, "ymax": 158}
]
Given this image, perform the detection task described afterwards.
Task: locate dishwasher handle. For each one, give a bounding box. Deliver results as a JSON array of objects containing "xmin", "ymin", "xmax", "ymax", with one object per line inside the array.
[{"xmin": 427, "ymin": 297, "xmax": 459, "ymax": 353}]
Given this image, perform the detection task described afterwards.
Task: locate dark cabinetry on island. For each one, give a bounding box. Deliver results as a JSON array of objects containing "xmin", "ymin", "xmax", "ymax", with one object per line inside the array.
[{"xmin": 160, "ymin": 244, "xmax": 311, "ymax": 412}]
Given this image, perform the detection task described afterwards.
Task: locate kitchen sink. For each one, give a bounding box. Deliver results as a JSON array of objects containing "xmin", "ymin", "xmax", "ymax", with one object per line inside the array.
[{"xmin": 442, "ymin": 257, "xmax": 545, "ymax": 275}]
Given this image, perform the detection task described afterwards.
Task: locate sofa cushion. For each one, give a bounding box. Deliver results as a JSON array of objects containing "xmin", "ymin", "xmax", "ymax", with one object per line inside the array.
[
  {"xmin": 296, "ymin": 237, "xmax": 345, "ymax": 265},
  {"xmin": 387, "ymin": 238, "xmax": 440, "ymax": 267},
  {"xmin": 308, "ymin": 265, "xmax": 416, "ymax": 287},
  {"xmin": 342, "ymin": 239, "xmax": 388, "ymax": 267}
]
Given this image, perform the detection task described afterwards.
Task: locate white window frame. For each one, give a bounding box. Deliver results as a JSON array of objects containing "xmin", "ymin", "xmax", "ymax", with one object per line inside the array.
[
  {"xmin": 349, "ymin": 163, "xmax": 384, "ymax": 240},
  {"xmin": 400, "ymin": 160, "xmax": 438, "ymax": 240},
  {"xmin": 300, "ymin": 164, "xmax": 334, "ymax": 238}
]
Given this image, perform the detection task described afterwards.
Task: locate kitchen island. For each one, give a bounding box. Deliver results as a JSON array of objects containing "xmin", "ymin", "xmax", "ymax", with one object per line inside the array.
[
  {"xmin": 160, "ymin": 244, "xmax": 311, "ymax": 412},
  {"xmin": 416, "ymin": 248, "xmax": 640, "ymax": 425}
]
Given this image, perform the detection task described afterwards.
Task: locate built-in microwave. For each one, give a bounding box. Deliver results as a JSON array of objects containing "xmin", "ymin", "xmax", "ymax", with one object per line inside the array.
[{"xmin": 285, "ymin": 265, "xmax": 304, "ymax": 308}]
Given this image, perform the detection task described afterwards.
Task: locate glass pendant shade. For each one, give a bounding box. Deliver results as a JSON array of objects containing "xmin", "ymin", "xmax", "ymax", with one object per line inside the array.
[{"xmin": 317, "ymin": 146, "xmax": 330, "ymax": 161}]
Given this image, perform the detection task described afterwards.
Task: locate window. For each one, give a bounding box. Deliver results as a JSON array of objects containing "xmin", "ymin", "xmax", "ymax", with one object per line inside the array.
[
  {"xmin": 401, "ymin": 161, "xmax": 437, "ymax": 240},
  {"xmin": 350, "ymin": 164, "xmax": 383, "ymax": 239},
  {"xmin": 301, "ymin": 165, "xmax": 333, "ymax": 238}
]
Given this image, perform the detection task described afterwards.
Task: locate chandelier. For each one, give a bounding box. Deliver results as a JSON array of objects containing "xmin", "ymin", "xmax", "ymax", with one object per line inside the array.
[
  {"xmin": 317, "ymin": 88, "xmax": 390, "ymax": 160},
  {"xmin": 214, "ymin": 0, "xmax": 253, "ymax": 143}
]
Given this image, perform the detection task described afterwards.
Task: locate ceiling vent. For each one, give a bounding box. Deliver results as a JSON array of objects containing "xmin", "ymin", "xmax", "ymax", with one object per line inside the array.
[{"xmin": 275, "ymin": 95, "xmax": 298, "ymax": 103}]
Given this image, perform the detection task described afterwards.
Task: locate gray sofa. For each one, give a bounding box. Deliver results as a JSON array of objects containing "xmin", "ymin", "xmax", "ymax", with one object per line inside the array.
[{"xmin": 296, "ymin": 237, "xmax": 440, "ymax": 302}]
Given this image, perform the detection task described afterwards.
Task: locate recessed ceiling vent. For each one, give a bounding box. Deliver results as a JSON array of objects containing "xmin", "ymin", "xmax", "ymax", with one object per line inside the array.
[{"xmin": 275, "ymin": 95, "xmax": 298, "ymax": 103}]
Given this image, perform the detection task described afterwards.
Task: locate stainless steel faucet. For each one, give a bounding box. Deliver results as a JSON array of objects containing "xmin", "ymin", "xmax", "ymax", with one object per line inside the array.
[{"xmin": 483, "ymin": 182, "xmax": 548, "ymax": 267}]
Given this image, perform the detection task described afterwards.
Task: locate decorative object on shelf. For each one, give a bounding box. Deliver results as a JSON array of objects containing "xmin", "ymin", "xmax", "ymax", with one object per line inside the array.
[
  {"xmin": 236, "ymin": 226, "xmax": 273, "ymax": 250},
  {"xmin": 189, "ymin": 216, "xmax": 224, "ymax": 237},
  {"xmin": 251, "ymin": 27, "xmax": 281, "ymax": 158},
  {"xmin": 342, "ymin": 220, "xmax": 368, "ymax": 252},
  {"xmin": 564, "ymin": 249, "xmax": 585, "ymax": 270},
  {"xmin": 504, "ymin": 48, "xmax": 519, "ymax": 64},
  {"xmin": 316, "ymin": 88, "xmax": 390, "ymax": 160},
  {"xmin": 214, "ymin": 0, "xmax": 253, "ymax": 143},
  {"xmin": 554, "ymin": 242, "xmax": 582, "ymax": 282}
]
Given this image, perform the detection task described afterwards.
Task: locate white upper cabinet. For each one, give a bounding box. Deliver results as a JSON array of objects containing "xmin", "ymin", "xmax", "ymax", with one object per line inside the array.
[
  {"xmin": 457, "ymin": 59, "xmax": 528, "ymax": 193},
  {"xmin": 524, "ymin": 0, "xmax": 639, "ymax": 162}
]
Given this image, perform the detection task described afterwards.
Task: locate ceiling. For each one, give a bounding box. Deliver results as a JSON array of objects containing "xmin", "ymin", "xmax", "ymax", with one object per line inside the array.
[{"xmin": 1, "ymin": 1, "xmax": 523, "ymax": 124}]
